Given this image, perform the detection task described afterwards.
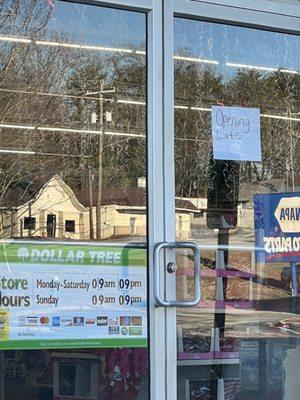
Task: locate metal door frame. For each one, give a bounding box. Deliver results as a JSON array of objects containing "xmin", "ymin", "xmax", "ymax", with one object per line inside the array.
[
  {"xmin": 161, "ymin": 1, "xmax": 300, "ymax": 399},
  {"xmin": 92, "ymin": 2, "xmax": 172, "ymax": 399},
  {"xmin": 91, "ymin": 1, "xmax": 176, "ymax": 399},
  {"xmin": 62, "ymin": 0, "xmax": 169, "ymax": 399}
]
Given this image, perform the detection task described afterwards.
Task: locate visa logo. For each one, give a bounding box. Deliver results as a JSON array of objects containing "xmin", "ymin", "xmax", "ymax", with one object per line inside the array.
[{"xmin": 26, "ymin": 316, "xmax": 38, "ymax": 326}]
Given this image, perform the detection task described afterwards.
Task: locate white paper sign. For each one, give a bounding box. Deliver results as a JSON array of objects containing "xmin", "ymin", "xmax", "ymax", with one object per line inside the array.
[{"xmin": 212, "ymin": 106, "xmax": 261, "ymax": 161}]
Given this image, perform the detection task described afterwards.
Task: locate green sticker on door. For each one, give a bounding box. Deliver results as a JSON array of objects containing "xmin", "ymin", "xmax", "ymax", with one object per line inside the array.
[{"xmin": 0, "ymin": 242, "xmax": 147, "ymax": 349}]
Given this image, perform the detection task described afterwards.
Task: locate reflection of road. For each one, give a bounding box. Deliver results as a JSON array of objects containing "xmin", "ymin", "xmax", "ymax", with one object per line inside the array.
[
  {"xmin": 114, "ymin": 226, "xmax": 256, "ymax": 246},
  {"xmin": 177, "ymin": 308, "xmax": 300, "ymax": 339},
  {"xmin": 190, "ymin": 227, "xmax": 255, "ymax": 246}
]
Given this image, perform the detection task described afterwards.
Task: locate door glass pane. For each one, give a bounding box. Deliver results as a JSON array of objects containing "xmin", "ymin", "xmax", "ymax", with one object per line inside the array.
[
  {"xmin": 0, "ymin": 1, "xmax": 148, "ymax": 399},
  {"xmin": 174, "ymin": 19, "xmax": 299, "ymax": 400}
]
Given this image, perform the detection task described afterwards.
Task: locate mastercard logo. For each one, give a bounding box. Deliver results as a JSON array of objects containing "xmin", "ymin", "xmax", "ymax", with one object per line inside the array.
[{"xmin": 40, "ymin": 317, "xmax": 49, "ymax": 325}]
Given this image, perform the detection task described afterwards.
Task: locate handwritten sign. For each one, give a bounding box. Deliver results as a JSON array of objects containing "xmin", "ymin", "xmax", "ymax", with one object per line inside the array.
[{"xmin": 212, "ymin": 106, "xmax": 261, "ymax": 161}]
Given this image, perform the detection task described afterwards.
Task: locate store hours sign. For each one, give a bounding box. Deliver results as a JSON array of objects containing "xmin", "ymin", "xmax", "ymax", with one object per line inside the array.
[
  {"xmin": 254, "ymin": 193, "xmax": 300, "ymax": 262},
  {"xmin": 0, "ymin": 242, "xmax": 147, "ymax": 349}
]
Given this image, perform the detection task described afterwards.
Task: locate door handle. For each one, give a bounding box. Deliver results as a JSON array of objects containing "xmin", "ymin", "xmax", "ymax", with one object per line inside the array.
[{"xmin": 154, "ymin": 242, "xmax": 201, "ymax": 307}]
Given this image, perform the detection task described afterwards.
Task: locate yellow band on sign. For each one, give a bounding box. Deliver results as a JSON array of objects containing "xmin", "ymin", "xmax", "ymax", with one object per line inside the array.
[{"xmin": 0, "ymin": 310, "xmax": 9, "ymax": 341}]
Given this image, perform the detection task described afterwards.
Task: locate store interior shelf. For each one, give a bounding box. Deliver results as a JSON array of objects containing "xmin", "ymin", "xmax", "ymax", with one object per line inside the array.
[{"xmin": 177, "ymin": 358, "xmax": 240, "ymax": 366}]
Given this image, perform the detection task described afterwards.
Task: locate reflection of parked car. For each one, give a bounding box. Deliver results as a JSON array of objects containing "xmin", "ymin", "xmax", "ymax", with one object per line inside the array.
[
  {"xmin": 274, "ymin": 318, "xmax": 300, "ymax": 334},
  {"xmin": 280, "ymin": 265, "xmax": 300, "ymax": 293}
]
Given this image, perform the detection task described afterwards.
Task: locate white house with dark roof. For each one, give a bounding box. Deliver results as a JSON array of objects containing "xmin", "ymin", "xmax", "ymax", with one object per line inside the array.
[
  {"xmin": 0, "ymin": 175, "xmax": 90, "ymax": 240},
  {"xmin": 0, "ymin": 176, "xmax": 197, "ymax": 240}
]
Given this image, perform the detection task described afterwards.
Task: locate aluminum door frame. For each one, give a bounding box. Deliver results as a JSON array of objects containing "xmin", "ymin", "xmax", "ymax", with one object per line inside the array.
[
  {"xmin": 91, "ymin": 0, "xmax": 180, "ymax": 399},
  {"xmin": 162, "ymin": 0, "xmax": 300, "ymax": 399}
]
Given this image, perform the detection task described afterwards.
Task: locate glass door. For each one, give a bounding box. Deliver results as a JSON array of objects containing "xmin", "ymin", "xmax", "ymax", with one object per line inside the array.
[
  {"xmin": 0, "ymin": 1, "xmax": 150, "ymax": 399},
  {"xmin": 170, "ymin": 12, "xmax": 300, "ymax": 400}
]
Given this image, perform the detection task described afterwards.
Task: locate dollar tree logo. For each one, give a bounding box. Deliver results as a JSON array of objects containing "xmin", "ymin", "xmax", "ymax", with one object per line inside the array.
[{"xmin": 17, "ymin": 247, "xmax": 30, "ymax": 261}]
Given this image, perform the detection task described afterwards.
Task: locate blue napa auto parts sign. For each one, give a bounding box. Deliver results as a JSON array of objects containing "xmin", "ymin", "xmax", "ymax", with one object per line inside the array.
[{"xmin": 254, "ymin": 193, "xmax": 300, "ymax": 262}]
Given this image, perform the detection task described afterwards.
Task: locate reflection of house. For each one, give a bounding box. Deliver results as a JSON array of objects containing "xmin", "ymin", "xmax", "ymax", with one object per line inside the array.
[
  {"xmin": 77, "ymin": 186, "xmax": 199, "ymax": 240},
  {"xmin": 0, "ymin": 175, "xmax": 89, "ymax": 240},
  {"xmin": 239, "ymin": 178, "xmax": 287, "ymax": 204},
  {"xmin": 2, "ymin": 174, "xmax": 292, "ymax": 239},
  {"xmin": 238, "ymin": 178, "xmax": 288, "ymax": 229},
  {"xmin": 0, "ymin": 176, "xmax": 198, "ymax": 240},
  {"xmin": 175, "ymin": 177, "xmax": 300, "ymax": 232}
]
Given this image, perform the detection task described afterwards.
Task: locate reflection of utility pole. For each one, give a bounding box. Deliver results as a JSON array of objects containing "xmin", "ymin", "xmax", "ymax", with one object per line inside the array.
[
  {"xmin": 87, "ymin": 80, "xmax": 115, "ymax": 240},
  {"xmin": 88, "ymin": 165, "xmax": 94, "ymax": 240},
  {"xmin": 96, "ymin": 79, "xmax": 104, "ymax": 240}
]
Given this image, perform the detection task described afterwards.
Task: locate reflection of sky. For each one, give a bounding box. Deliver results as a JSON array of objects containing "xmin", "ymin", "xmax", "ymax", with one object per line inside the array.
[
  {"xmin": 45, "ymin": 1, "xmax": 146, "ymax": 49},
  {"xmin": 174, "ymin": 18, "xmax": 299, "ymax": 76}
]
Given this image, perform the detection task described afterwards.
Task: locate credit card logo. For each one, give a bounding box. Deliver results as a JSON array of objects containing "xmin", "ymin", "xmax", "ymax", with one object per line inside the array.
[
  {"xmin": 61, "ymin": 318, "xmax": 72, "ymax": 327},
  {"xmin": 73, "ymin": 317, "xmax": 84, "ymax": 326},
  {"xmin": 97, "ymin": 317, "xmax": 108, "ymax": 326},
  {"xmin": 52, "ymin": 316, "xmax": 60, "ymax": 327},
  {"xmin": 85, "ymin": 318, "xmax": 95, "ymax": 325},
  {"xmin": 26, "ymin": 316, "xmax": 38, "ymax": 326},
  {"xmin": 40, "ymin": 316, "xmax": 50, "ymax": 325}
]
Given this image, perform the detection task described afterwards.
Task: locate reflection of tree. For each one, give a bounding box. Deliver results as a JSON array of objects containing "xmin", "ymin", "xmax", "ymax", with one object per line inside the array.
[
  {"xmin": 65, "ymin": 52, "xmax": 146, "ymax": 190},
  {"xmin": 174, "ymin": 62, "xmax": 299, "ymax": 197},
  {"xmin": 0, "ymin": 2, "xmax": 147, "ymax": 238},
  {"xmin": 174, "ymin": 62, "xmax": 223, "ymax": 197},
  {"xmin": 0, "ymin": 0, "xmax": 74, "ymax": 205},
  {"xmin": 227, "ymin": 70, "xmax": 300, "ymax": 183}
]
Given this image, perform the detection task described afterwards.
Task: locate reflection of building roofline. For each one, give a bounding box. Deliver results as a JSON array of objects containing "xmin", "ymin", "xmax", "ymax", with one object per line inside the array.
[
  {"xmin": 239, "ymin": 178, "xmax": 288, "ymax": 203},
  {"xmin": 1, "ymin": 175, "xmax": 88, "ymax": 213},
  {"xmin": 49, "ymin": 175, "xmax": 88, "ymax": 213},
  {"xmin": 76, "ymin": 187, "xmax": 199, "ymax": 212},
  {"xmin": 104, "ymin": 205, "xmax": 198, "ymax": 214}
]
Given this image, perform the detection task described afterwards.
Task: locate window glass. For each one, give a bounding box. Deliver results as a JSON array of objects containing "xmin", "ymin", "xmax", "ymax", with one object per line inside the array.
[
  {"xmin": 23, "ymin": 217, "xmax": 36, "ymax": 230},
  {"xmin": 174, "ymin": 18, "xmax": 300, "ymax": 400},
  {"xmin": 0, "ymin": 1, "xmax": 148, "ymax": 399},
  {"xmin": 65, "ymin": 220, "xmax": 76, "ymax": 233}
]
